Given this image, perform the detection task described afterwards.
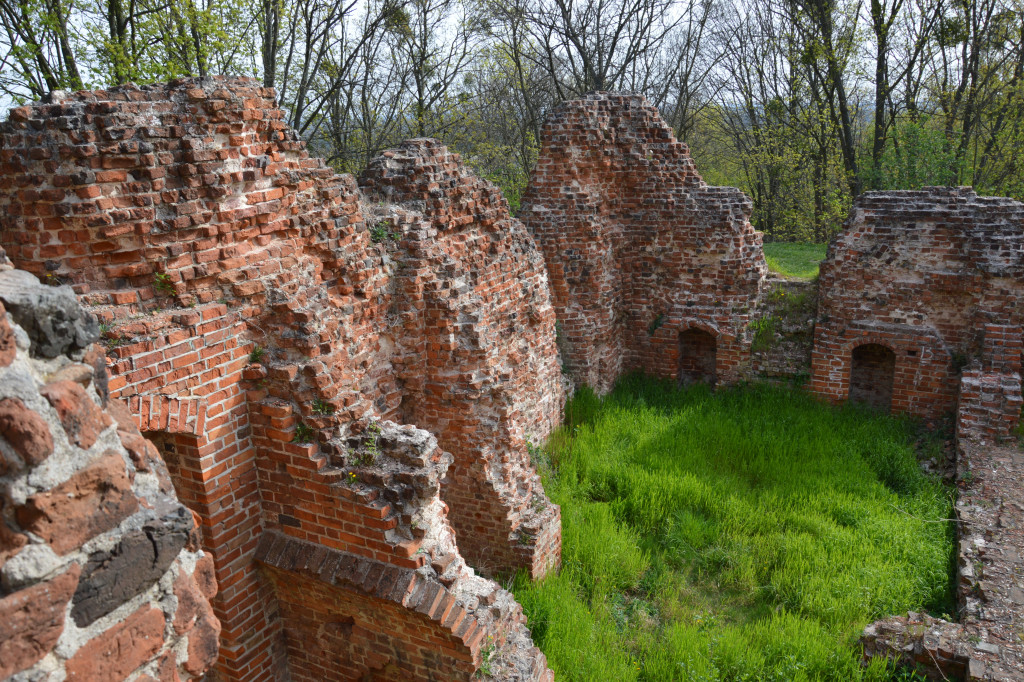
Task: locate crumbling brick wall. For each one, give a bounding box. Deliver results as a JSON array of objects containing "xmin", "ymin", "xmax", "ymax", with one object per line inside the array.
[
  {"xmin": 0, "ymin": 78, "xmax": 556, "ymax": 682},
  {"xmin": 0, "ymin": 255, "xmax": 219, "ymax": 681},
  {"xmin": 360, "ymin": 139, "xmax": 563, "ymax": 577},
  {"xmin": 811, "ymin": 187, "xmax": 1024, "ymax": 439},
  {"xmin": 519, "ymin": 93, "xmax": 768, "ymax": 394}
]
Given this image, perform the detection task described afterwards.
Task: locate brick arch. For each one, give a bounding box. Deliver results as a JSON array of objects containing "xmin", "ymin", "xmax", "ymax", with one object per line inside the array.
[
  {"xmin": 815, "ymin": 328, "xmax": 955, "ymax": 418},
  {"xmin": 677, "ymin": 317, "xmax": 727, "ymax": 342}
]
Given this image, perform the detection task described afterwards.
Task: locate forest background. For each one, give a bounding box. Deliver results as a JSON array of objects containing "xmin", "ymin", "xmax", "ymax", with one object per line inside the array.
[{"xmin": 2, "ymin": 0, "xmax": 1022, "ymax": 241}]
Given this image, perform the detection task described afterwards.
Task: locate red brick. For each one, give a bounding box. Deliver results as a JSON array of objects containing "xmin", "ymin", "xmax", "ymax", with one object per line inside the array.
[
  {"xmin": 40, "ymin": 380, "xmax": 113, "ymax": 449},
  {"xmin": 65, "ymin": 606, "xmax": 166, "ymax": 681},
  {"xmin": 16, "ymin": 450, "xmax": 138, "ymax": 554},
  {"xmin": 0, "ymin": 396, "xmax": 54, "ymax": 468},
  {"xmin": 0, "ymin": 565, "xmax": 81, "ymax": 678}
]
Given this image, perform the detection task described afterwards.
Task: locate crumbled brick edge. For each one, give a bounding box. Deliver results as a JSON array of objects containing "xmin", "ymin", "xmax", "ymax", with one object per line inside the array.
[
  {"xmin": 519, "ymin": 92, "xmax": 768, "ymax": 394},
  {"xmin": 812, "ymin": 187, "xmax": 1024, "ymax": 435},
  {"xmin": 861, "ymin": 440, "xmax": 1024, "ymax": 681},
  {"xmin": 0, "ymin": 78, "xmax": 558, "ymax": 681}
]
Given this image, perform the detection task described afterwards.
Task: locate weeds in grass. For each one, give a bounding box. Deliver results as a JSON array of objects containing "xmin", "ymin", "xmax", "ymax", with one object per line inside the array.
[{"xmin": 513, "ymin": 374, "xmax": 955, "ymax": 682}]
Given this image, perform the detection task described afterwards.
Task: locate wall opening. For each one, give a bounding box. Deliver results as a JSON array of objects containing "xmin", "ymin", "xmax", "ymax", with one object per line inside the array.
[
  {"xmin": 678, "ymin": 328, "xmax": 717, "ymax": 387},
  {"xmin": 849, "ymin": 344, "xmax": 896, "ymax": 412}
]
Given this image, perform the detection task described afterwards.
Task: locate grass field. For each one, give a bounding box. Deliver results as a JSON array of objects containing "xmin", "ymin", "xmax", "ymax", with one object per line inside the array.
[
  {"xmin": 514, "ymin": 376, "xmax": 955, "ymax": 682},
  {"xmin": 764, "ymin": 243, "xmax": 828, "ymax": 280}
]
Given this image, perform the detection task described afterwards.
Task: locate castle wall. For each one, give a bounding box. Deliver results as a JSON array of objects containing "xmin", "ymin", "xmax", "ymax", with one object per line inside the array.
[
  {"xmin": 811, "ymin": 188, "xmax": 1024, "ymax": 439},
  {"xmin": 0, "ymin": 259, "xmax": 219, "ymax": 681},
  {"xmin": 519, "ymin": 93, "xmax": 768, "ymax": 394},
  {"xmin": 0, "ymin": 78, "xmax": 555, "ymax": 682}
]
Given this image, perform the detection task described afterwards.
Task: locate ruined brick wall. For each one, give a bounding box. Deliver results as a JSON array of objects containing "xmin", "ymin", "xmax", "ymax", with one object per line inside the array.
[
  {"xmin": 360, "ymin": 139, "xmax": 563, "ymax": 578},
  {"xmin": 811, "ymin": 188, "xmax": 1024, "ymax": 437},
  {"xmin": 519, "ymin": 93, "xmax": 768, "ymax": 394},
  {"xmin": 0, "ymin": 257, "xmax": 219, "ymax": 681},
  {"xmin": 0, "ymin": 78, "xmax": 556, "ymax": 682}
]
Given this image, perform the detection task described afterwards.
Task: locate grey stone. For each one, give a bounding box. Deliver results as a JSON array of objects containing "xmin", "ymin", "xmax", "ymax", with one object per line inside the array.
[
  {"xmin": 0, "ymin": 270, "xmax": 98, "ymax": 359},
  {"xmin": 975, "ymin": 641, "xmax": 1001, "ymax": 654},
  {"xmin": 0, "ymin": 543, "xmax": 62, "ymax": 592},
  {"xmin": 70, "ymin": 508, "xmax": 192, "ymax": 626}
]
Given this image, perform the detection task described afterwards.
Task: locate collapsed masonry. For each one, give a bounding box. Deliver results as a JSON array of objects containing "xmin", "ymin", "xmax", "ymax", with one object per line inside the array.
[
  {"xmin": 811, "ymin": 187, "xmax": 1024, "ymax": 442},
  {"xmin": 0, "ymin": 78, "xmax": 559, "ymax": 681},
  {"xmin": 519, "ymin": 93, "xmax": 768, "ymax": 394},
  {"xmin": 0, "ymin": 251, "xmax": 220, "ymax": 681},
  {"xmin": 861, "ymin": 440, "xmax": 1024, "ymax": 681}
]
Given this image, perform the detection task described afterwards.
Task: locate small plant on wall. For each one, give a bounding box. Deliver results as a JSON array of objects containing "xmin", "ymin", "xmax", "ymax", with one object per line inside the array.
[
  {"xmin": 292, "ymin": 422, "xmax": 315, "ymax": 443},
  {"xmin": 154, "ymin": 271, "xmax": 176, "ymax": 295}
]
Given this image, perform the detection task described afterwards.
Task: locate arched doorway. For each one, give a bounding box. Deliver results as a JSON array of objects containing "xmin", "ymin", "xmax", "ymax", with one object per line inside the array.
[
  {"xmin": 849, "ymin": 343, "xmax": 896, "ymax": 412},
  {"xmin": 679, "ymin": 328, "xmax": 717, "ymax": 387}
]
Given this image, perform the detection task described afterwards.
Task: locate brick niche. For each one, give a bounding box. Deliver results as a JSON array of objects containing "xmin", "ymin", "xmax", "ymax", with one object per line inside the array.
[
  {"xmin": 0, "ymin": 78, "xmax": 556, "ymax": 682},
  {"xmin": 811, "ymin": 187, "xmax": 1024, "ymax": 440},
  {"xmin": 519, "ymin": 93, "xmax": 768, "ymax": 394}
]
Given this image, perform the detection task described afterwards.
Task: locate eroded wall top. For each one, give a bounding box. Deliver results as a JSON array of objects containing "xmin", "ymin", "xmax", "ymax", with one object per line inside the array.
[
  {"xmin": 811, "ymin": 187, "xmax": 1024, "ymax": 430},
  {"xmin": 520, "ymin": 92, "xmax": 767, "ymax": 393},
  {"xmin": 0, "ymin": 77, "xmax": 559, "ymax": 681}
]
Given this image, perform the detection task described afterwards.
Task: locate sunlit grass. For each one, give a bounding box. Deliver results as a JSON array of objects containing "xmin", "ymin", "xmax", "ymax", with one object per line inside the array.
[
  {"xmin": 514, "ymin": 375, "xmax": 954, "ymax": 682},
  {"xmin": 764, "ymin": 242, "xmax": 827, "ymax": 280}
]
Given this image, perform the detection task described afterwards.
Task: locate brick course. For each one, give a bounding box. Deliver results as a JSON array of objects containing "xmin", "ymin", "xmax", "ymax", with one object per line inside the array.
[{"xmin": 0, "ymin": 255, "xmax": 219, "ymax": 681}]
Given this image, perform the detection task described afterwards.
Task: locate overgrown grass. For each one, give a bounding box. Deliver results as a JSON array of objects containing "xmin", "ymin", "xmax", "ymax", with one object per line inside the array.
[
  {"xmin": 764, "ymin": 243, "xmax": 827, "ymax": 280},
  {"xmin": 514, "ymin": 375, "xmax": 954, "ymax": 682}
]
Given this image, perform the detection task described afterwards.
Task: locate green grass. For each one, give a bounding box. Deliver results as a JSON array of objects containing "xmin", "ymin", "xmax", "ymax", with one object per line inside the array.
[
  {"xmin": 514, "ymin": 375, "xmax": 954, "ymax": 682},
  {"xmin": 764, "ymin": 243, "xmax": 827, "ymax": 280}
]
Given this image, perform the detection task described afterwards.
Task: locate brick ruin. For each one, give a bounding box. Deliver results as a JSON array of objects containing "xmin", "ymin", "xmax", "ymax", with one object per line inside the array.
[
  {"xmin": 0, "ymin": 79, "xmax": 1023, "ymax": 681},
  {"xmin": 0, "ymin": 255, "xmax": 219, "ymax": 680},
  {"xmin": 811, "ymin": 187, "xmax": 1024, "ymax": 441},
  {"xmin": 0, "ymin": 79, "xmax": 558, "ymax": 681},
  {"xmin": 519, "ymin": 93, "xmax": 768, "ymax": 394}
]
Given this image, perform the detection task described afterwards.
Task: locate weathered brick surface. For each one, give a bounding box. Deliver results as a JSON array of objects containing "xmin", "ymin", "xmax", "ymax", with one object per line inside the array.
[
  {"xmin": 0, "ymin": 78, "xmax": 556, "ymax": 681},
  {"xmin": 15, "ymin": 450, "xmax": 139, "ymax": 555},
  {"xmin": 0, "ymin": 395, "xmax": 54, "ymax": 467},
  {"xmin": 65, "ymin": 605, "xmax": 167, "ymax": 681},
  {"xmin": 811, "ymin": 188, "xmax": 1024, "ymax": 439},
  {"xmin": 0, "ymin": 258, "xmax": 219, "ymax": 681},
  {"xmin": 0, "ymin": 564, "xmax": 80, "ymax": 678},
  {"xmin": 361, "ymin": 139, "xmax": 563, "ymax": 578},
  {"xmin": 519, "ymin": 93, "xmax": 768, "ymax": 394}
]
